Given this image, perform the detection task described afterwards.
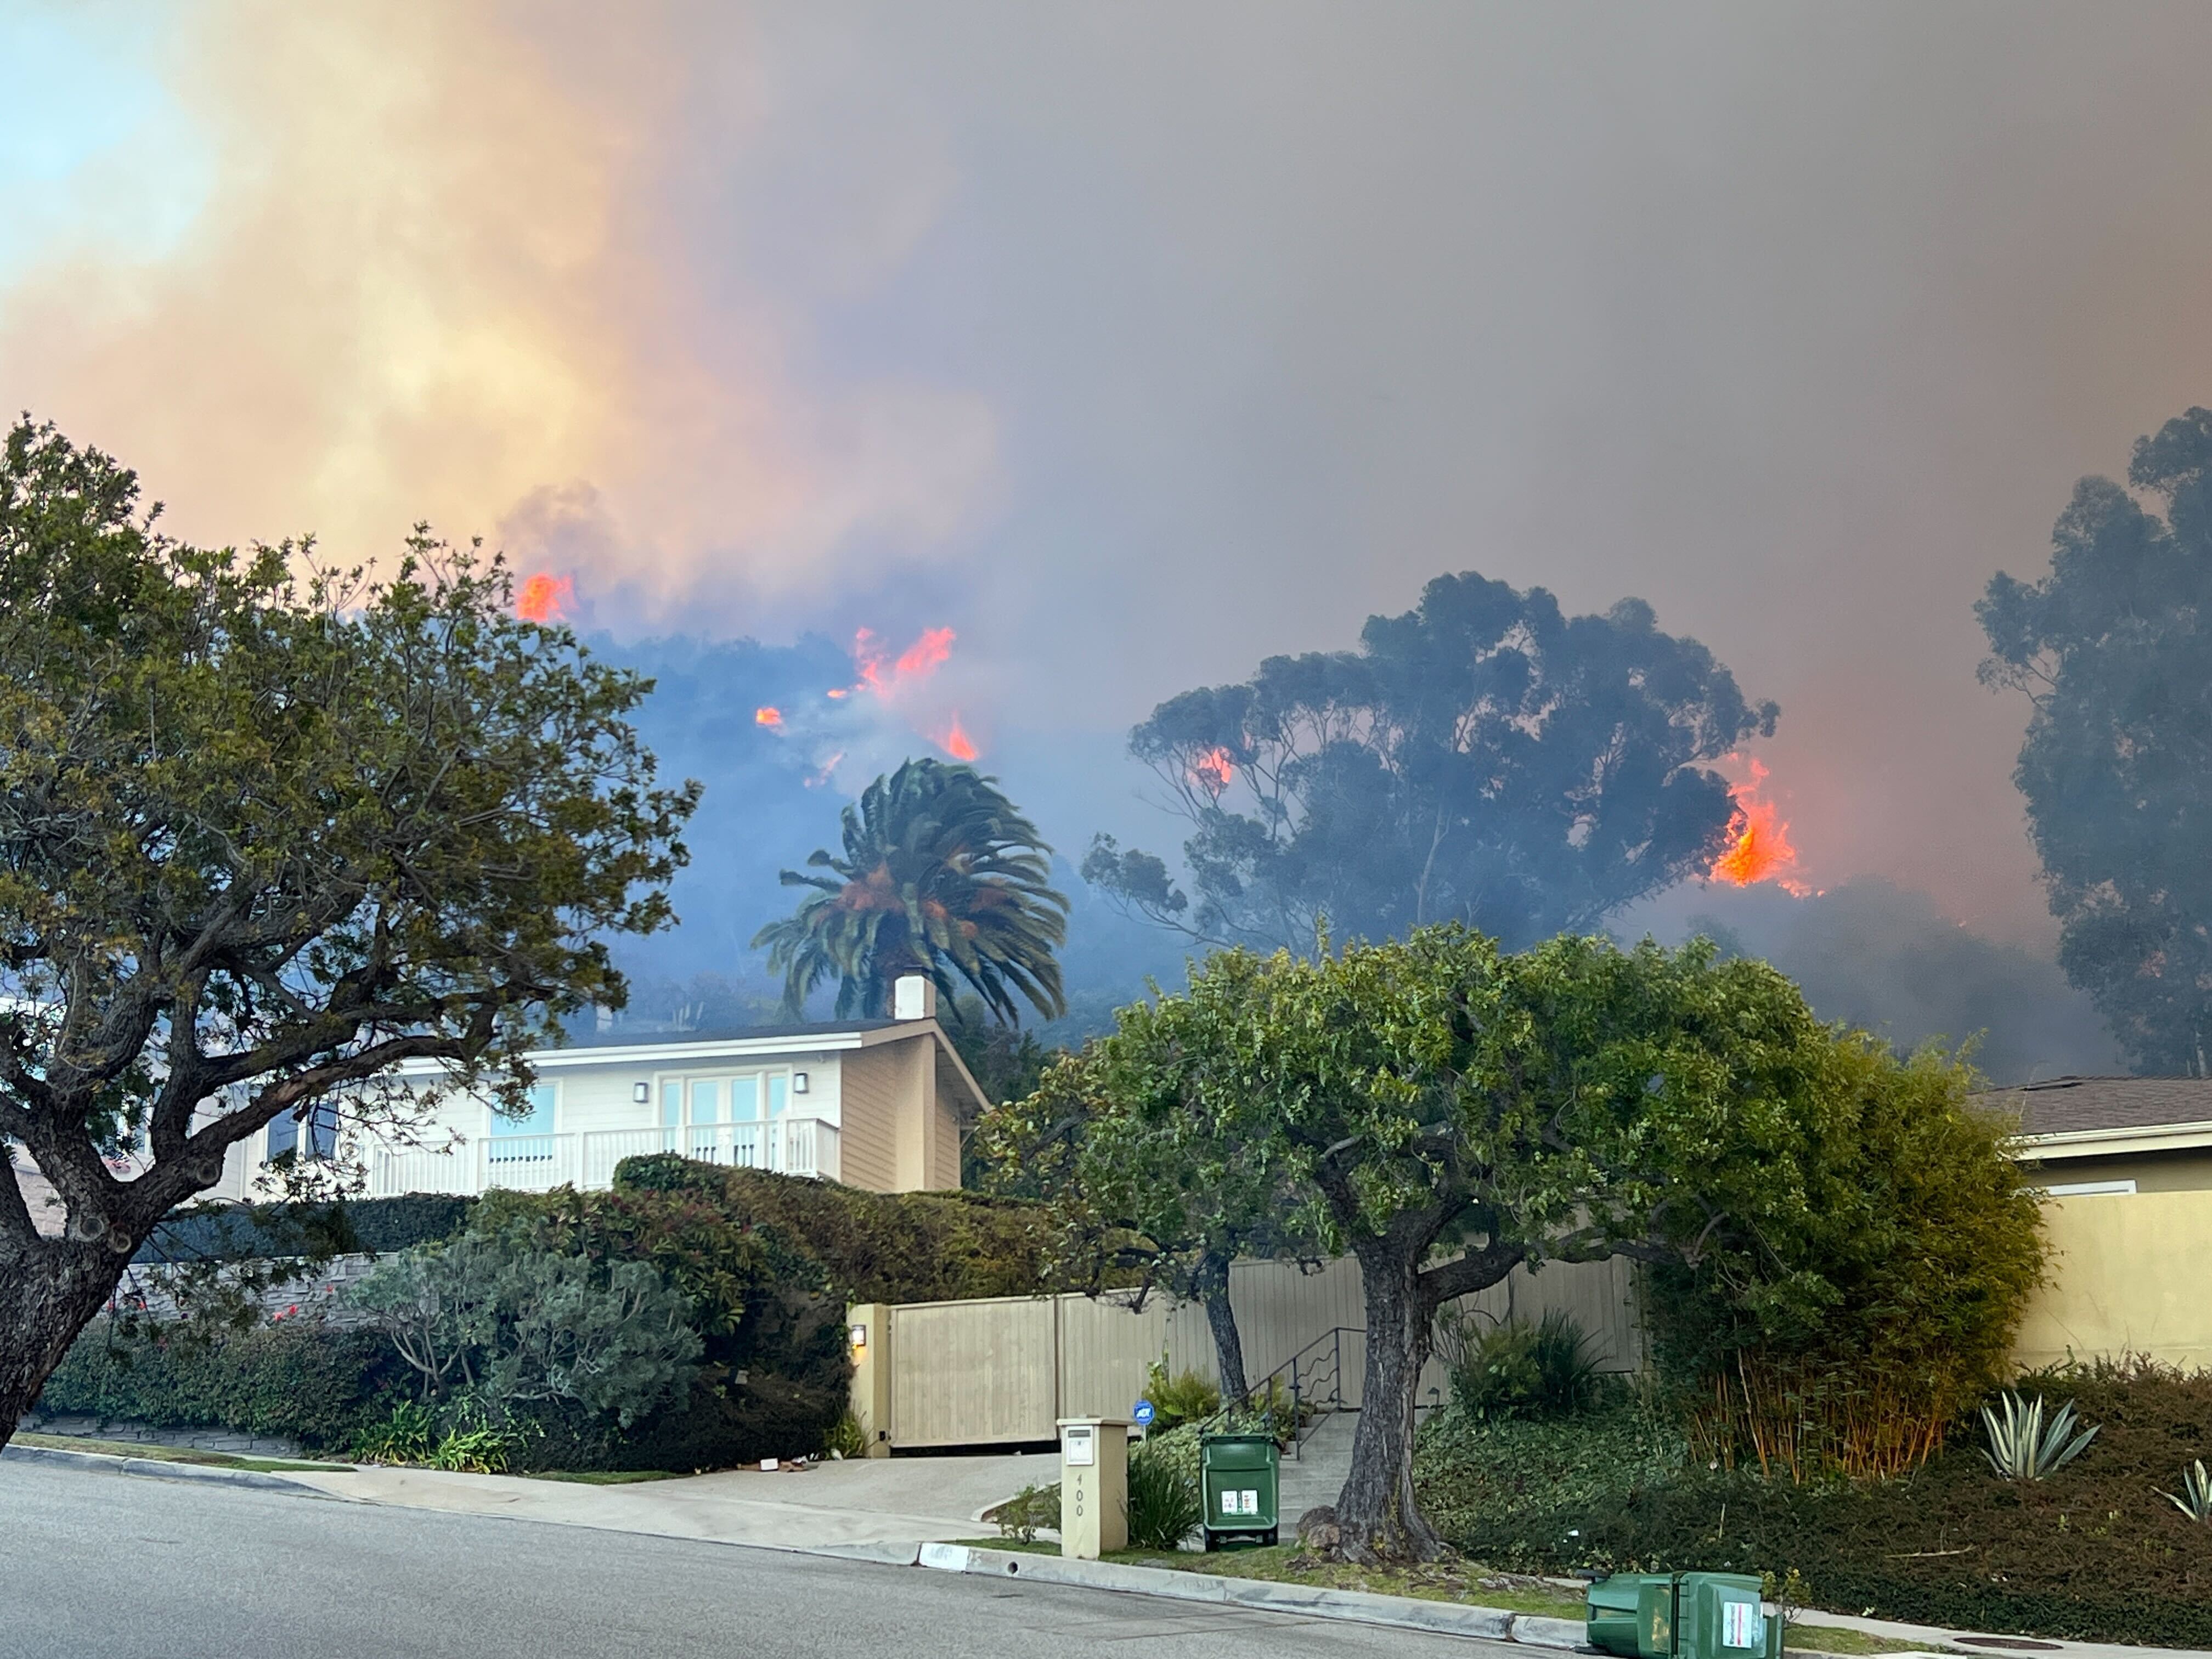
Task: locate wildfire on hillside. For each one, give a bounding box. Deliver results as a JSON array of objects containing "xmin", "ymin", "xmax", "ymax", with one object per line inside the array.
[
  {"xmin": 755, "ymin": 707, "xmax": 783, "ymax": 728},
  {"xmin": 1708, "ymin": 758, "xmax": 1810, "ymax": 895},
  {"xmin": 939, "ymin": 716, "xmax": 978, "ymax": 763},
  {"xmin": 755, "ymin": 624, "xmax": 983, "ymax": 776},
  {"xmin": 515, "ymin": 572, "xmax": 573, "ymax": 623}
]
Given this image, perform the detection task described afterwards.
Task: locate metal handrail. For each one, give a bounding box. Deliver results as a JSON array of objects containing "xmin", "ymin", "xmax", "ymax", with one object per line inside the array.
[{"xmin": 1215, "ymin": 1324, "xmax": 1365, "ymax": 1461}]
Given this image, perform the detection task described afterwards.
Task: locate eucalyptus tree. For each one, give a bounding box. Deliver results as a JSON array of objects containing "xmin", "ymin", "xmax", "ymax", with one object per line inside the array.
[
  {"xmin": 1084, "ymin": 571, "xmax": 1776, "ymax": 953},
  {"xmin": 0, "ymin": 420, "xmax": 694, "ymax": 1439},
  {"xmin": 1980, "ymin": 405, "xmax": 2212, "ymax": 1073},
  {"xmin": 753, "ymin": 759, "xmax": 1069, "ymax": 1023}
]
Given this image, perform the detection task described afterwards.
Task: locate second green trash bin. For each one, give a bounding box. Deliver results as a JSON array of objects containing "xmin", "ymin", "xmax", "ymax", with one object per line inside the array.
[
  {"xmin": 1584, "ymin": 1572, "xmax": 1781, "ymax": 1659},
  {"xmin": 1199, "ymin": 1432, "xmax": 1280, "ymax": 1549}
]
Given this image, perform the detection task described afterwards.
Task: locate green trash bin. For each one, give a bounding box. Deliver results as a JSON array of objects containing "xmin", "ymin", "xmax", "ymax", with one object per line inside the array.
[
  {"xmin": 1199, "ymin": 1432, "xmax": 1280, "ymax": 1550},
  {"xmin": 1586, "ymin": 1572, "xmax": 1780, "ymax": 1659}
]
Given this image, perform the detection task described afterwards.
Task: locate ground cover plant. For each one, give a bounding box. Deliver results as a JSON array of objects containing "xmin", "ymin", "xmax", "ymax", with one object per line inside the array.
[{"xmin": 1414, "ymin": 1357, "xmax": 2212, "ymax": 1647}]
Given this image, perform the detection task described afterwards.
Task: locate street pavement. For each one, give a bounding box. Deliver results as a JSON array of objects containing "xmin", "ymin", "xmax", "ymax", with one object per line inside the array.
[{"xmin": 0, "ymin": 1457, "xmax": 1512, "ymax": 1659}]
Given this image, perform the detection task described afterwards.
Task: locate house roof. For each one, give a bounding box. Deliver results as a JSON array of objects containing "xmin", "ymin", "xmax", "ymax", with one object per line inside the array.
[
  {"xmin": 1975, "ymin": 1076, "xmax": 2212, "ymax": 1157},
  {"xmin": 565, "ymin": 1018, "xmax": 906, "ymax": 1049}
]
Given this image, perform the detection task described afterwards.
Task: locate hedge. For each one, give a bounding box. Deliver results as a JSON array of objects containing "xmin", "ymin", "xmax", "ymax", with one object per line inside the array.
[
  {"xmin": 40, "ymin": 1319, "xmax": 409, "ymax": 1453},
  {"xmin": 1421, "ymin": 1362, "xmax": 2212, "ymax": 1647},
  {"xmin": 613, "ymin": 1154, "xmax": 1062, "ymax": 1304},
  {"xmin": 136, "ymin": 1194, "xmax": 476, "ymax": 1264}
]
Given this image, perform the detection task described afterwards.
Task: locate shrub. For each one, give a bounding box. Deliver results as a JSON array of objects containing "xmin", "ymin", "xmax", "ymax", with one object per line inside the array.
[
  {"xmin": 346, "ymin": 1233, "xmax": 702, "ymax": 1429},
  {"xmin": 353, "ymin": 1400, "xmax": 439, "ymax": 1464},
  {"xmin": 1645, "ymin": 1043, "xmax": 2047, "ymax": 1480},
  {"xmin": 1127, "ymin": 1443, "xmax": 1203, "ymax": 1549},
  {"xmin": 1143, "ymin": 1358, "xmax": 1222, "ymax": 1431},
  {"xmin": 821, "ymin": 1410, "xmax": 867, "ymax": 1460},
  {"xmin": 1419, "ymin": 1357, "xmax": 2212, "ymax": 1648},
  {"xmin": 2163, "ymin": 1459, "xmax": 2212, "ymax": 1523},
  {"xmin": 990, "ymin": 1481, "xmax": 1062, "ymax": 1543},
  {"xmin": 1437, "ymin": 1309, "xmax": 1604, "ymax": 1420}
]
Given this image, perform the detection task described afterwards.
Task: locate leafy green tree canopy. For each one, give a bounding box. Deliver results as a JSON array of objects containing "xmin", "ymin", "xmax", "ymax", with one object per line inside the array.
[
  {"xmin": 0, "ymin": 420, "xmax": 694, "ymax": 1438},
  {"xmin": 1108, "ymin": 928, "xmax": 1917, "ymax": 1562},
  {"xmin": 978, "ymin": 1023, "xmax": 1318, "ymax": 1402},
  {"xmin": 1980, "ymin": 406, "xmax": 2212, "ymax": 1072},
  {"xmin": 1084, "ymin": 572, "xmax": 1776, "ymax": 953},
  {"xmin": 753, "ymin": 758, "xmax": 1068, "ymax": 1024}
]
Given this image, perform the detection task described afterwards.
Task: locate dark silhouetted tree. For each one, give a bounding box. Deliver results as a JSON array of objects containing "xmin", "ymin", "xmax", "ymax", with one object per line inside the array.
[
  {"xmin": 1084, "ymin": 572, "xmax": 1776, "ymax": 953},
  {"xmin": 1979, "ymin": 407, "xmax": 2212, "ymax": 1074},
  {"xmin": 753, "ymin": 759, "xmax": 1069, "ymax": 1024}
]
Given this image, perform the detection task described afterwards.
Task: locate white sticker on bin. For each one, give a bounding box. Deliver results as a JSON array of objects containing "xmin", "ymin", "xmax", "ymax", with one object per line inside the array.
[
  {"xmin": 1722, "ymin": 1601, "xmax": 1764, "ymax": 1649},
  {"xmin": 1218, "ymin": 1489, "xmax": 1260, "ymax": 1516}
]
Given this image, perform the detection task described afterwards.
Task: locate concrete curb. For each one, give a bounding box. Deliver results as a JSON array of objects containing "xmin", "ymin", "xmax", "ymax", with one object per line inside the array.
[
  {"xmin": 2, "ymin": 1441, "xmax": 326, "ymax": 1494},
  {"xmin": 915, "ymin": 1542, "xmax": 1586, "ymax": 1646}
]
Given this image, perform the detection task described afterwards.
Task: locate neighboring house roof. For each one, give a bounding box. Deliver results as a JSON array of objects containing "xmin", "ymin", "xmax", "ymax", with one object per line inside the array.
[{"xmin": 1976, "ymin": 1076, "xmax": 2212, "ymax": 1159}]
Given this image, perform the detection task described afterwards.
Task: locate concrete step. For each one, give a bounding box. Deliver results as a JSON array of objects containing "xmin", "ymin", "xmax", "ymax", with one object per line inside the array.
[{"xmin": 1277, "ymin": 1407, "xmax": 1357, "ymax": 1527}]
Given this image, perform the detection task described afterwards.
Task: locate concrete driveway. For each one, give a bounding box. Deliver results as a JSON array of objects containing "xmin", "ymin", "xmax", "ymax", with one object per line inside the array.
[{"xmin": 287, "ymin": 1450, "xmax": 1048, "ymax": 1548}]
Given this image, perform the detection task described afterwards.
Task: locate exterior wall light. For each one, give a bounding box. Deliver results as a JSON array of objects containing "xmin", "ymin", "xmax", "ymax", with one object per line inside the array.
[
  {"xmin": 631, "ymin": 1082, "xmax": 650, "ymax": 1103},
  {"xmin": 849, "ymin": 1322, "xmax": 867, "ymax": 1350},
  {"xmin": 792, "ymin": 1071, "xmax": 809, "ymax": 1094}
]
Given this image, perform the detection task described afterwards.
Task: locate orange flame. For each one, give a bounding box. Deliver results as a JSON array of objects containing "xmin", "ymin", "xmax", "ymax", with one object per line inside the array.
[
  {"xmin": 804, "ymin": 751, "xmax": 845, "ymax": 788},
  {"xmin": 1708, "ymin": 759, "xmax": 1808, "ymax": 895},
  {"xmin": 1189, "ymin": 746, "xmax": 1235, "ymax": 797},
  {"xmin": 515, "ymin": 572, "xmax": 573, "ymax": 623},
  {"xmin": 849, "ymin": 625, "xmax": 956, "ymax": 699},
  {"xmin": 755, "ymin": 707, "xmax": 783, "ymax": 728},
  {"xmin": 938, "ymin": 715, "xmax": 979, "ymax": 763}
]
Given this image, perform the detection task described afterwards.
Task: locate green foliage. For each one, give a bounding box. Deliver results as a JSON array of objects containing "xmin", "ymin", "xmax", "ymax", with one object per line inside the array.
[
  {"xmin": 424, "ymin": 1398, "xmax": 526, "ymax": 1474},
  {"xmin": 38, "ymin": 1317, "xmax": 406, "ymax": 1453},
  {"xmin": 0, "ymin": 416, "xmax": 692, "ymax": 1286},
  {"xmin": 612, "ymin": 1155, "xmax": 1060, "ymax": 1305},
  {"xmin": 346, "ymin": 1231, "xmax": 702, "ymax": 1429},
  {"xmin": 1127, "ymin": 1443, "xmax": 1204, "ymax": 1550},
  {"xmin": 1418, "ymin": 1357, "xmax": 2212, "ymax": 1647},
  {"xmin": 1084, "ymin": 570, "xmax": 1775, "ymax": 953},
  {"xmin": 1979, "ymin": 405, "xmax": 2212, "ymax": 1071},
  {"xmin": 991, "ymin": 1481, "xmax": 1062, "ymax": 1544},
  {"xmin": 2162, "ymin": 1459, "xmax": 2212, "ymax": 1523},
  {"xmin": 353, "ymin": 1400, "xmax": 439, "ymax": 1464},
  {"xmin": 1142, "ymin": 1359, "xmax": 1223, "ymax": 1431},
  {"xmin": 139, "ymin": 1195, "xmax": 475, "ymax": 1265},
  {"xmin": 1436, "ymin": 1311, "xmax": 1605, "ymax": 1421},
  {"xmin": 821, "ymin": 1410, "xmax": 866, "ymax": 1460},
  {"xmin": 1644, "ymin": 1045, "xmax": 2046, "ymax": 1479},
  {"xmin": 752, "ymin": 758, "xmax": 1068, "ymax": 1023},
  {"xmin": 1981, "ymin": 1391, "xmax": 2100, "ymax": 1481}
]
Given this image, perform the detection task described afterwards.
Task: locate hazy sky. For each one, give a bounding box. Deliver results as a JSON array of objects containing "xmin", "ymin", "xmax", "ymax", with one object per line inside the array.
[{"xmin": 9, "ymin": 1, "xmax": 2212, "ymax": 945}]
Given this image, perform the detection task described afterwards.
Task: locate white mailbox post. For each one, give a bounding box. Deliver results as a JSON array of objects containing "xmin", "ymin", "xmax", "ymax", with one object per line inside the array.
[{"xmin": 1057, "ymin": 1417, "xmax": 1131, "ymax": 1559}]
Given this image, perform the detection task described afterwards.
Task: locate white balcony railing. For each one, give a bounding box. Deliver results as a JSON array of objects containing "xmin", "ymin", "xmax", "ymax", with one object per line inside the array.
[{"xmin": 365, "ymin": 1118, "xmax": 841, "ymax": 1199}]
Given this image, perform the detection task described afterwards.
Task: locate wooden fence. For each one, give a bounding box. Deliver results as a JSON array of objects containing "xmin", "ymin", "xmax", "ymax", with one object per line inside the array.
[{"xmin": 854, "ymin": 1253, "xmax": 1641, "ymax": 1451}]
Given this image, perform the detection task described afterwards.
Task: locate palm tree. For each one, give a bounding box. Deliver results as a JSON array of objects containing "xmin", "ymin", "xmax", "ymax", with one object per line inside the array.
[{"xmin": 752, "ymin": 759, "xmax": 1069, "ymax": 1024}]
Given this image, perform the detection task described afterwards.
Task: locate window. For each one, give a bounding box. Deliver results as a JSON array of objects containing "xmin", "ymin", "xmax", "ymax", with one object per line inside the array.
[
  {"xmin": 2045, "ymin": 1178, "xmax": 2136, "ymax": 1197},
  {"xmin": 488, "ymin": 1083, "xmax": 555, "ymax": 1163},
  {"xmin": 766, "ymin": 1072, "xmax": 789, "ymax": 1119},
  {"xmin": 266, "ymin": 1101, "xmax": 340, "ymax": 1163}
]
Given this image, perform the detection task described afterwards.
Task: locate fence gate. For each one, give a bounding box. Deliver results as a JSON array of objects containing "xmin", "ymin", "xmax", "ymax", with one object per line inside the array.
[{"xmin": 887, "ymin": 1295, "xmax": 1059, "ymax": 1448}]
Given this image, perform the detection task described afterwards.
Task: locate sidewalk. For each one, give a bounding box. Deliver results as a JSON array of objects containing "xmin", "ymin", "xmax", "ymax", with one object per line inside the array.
[{"xmin": 285, "ymin": 1452, "xmax": 1040, "ymax": 1550}]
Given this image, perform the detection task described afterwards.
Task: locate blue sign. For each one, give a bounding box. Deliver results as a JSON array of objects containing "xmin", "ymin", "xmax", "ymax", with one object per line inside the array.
[{"xmin": 1132, "ymin": 1399, "xmax": 1156, "ymax": 1426}]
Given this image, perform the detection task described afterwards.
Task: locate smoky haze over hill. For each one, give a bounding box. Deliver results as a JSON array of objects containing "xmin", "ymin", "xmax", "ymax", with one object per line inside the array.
[{"xmin": 12, "ymin": 4, "xmax": 2212, "ymax": 1065}]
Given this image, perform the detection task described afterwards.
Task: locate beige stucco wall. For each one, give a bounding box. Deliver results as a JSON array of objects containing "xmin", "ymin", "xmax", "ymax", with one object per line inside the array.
[
  {"xmin": 2014, "ymin": 1190, "xmax": 2212, "ymax": 1372},
  {"xmin": 2028, "ymin": 1147, "xmax": 2212, "ymax": 1194}
]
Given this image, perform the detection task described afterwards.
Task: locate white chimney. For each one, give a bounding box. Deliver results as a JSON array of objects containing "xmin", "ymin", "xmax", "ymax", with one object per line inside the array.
[{"xmin": 892, "ymin": 974, "xmax": 935, "ymax": 1021}]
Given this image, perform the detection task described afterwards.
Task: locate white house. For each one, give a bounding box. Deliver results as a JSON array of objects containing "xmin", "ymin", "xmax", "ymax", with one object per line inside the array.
[{"xmin": 10, "ymin": 978, "xmax": 985, "ymax": 1231}]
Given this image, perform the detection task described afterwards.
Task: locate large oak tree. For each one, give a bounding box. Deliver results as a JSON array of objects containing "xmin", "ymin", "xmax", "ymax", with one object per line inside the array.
[{"xmin": 0, "ymin": 422, "xmax": 693, "ymax": 1436}]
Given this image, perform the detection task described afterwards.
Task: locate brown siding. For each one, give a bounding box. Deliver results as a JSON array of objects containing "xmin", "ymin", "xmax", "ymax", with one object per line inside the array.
[{"xmin": 836, "ymin": 1047, "xmax": 900, "ymax": 1193}]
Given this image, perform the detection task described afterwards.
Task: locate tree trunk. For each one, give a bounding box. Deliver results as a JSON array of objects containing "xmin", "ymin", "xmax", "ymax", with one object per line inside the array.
[
  {"xmin": 1333, "ymin": 1233, "xmax": 1447, "ymax": 1562},
  {"xmin": 1201, "ymin": 1270, "xmax": 1250, "ymax": 1403},
  {"xmin": 0, "ymin": 1240, "xmax": 132, "ymax": 1448}
]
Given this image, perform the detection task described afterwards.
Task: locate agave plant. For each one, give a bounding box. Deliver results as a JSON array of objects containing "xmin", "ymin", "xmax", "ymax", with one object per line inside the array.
[
  {"xmin": 2161, "ymin": 1459, "xmax": 2212, "ymax": 1522},
  {"xmin": 1980, "ymin": 1391, "xmax": 2100, "ymax": 1480}
]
